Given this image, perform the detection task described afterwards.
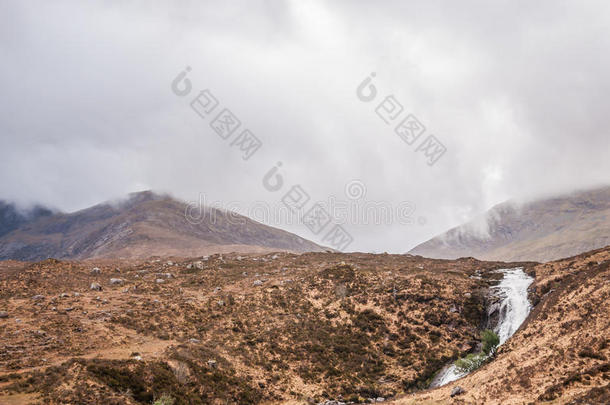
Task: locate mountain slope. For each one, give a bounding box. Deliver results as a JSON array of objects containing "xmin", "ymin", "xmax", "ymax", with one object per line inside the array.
[
  {"xmin": 0, "ymin": 191, "xmax": 325, "ymax": 261},
  {"xmin": 0, "ymin": 201, "xmax": 54, "ymax": 238},
  {"xmin": 409, "ymin": 186, "xmax": 610, "ymax": 262}
]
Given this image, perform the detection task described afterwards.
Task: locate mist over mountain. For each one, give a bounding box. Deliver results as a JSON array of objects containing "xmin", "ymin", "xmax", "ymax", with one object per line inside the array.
[
  {"xmin": 409, "ymin": 186, "xmax": 610, "ymax": 262},
  {"xmin": 0, "ymin": 191, "xmax": 325, "ymax": 261},
  {"xmin": 0, "ymin": 201, "xmax": 54, "ymax": 238}
]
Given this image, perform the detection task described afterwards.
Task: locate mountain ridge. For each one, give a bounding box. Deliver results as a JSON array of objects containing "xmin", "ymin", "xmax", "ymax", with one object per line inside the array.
[
  {"xmin": 0, "ymin": 191, "xmax": 327, "ymax": 261},
  {"xmin": 409, "ymin": 185, "xmax": 610, "ymax": 262}
]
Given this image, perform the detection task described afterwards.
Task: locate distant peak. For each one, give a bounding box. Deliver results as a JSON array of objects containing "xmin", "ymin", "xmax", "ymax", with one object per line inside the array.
[{"xmin": 123, "ymin": 190, "xmax": 172, "ymax": 204}]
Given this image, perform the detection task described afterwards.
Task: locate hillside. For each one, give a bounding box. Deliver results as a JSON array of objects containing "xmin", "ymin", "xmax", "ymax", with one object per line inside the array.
[
  {"xmin": 0, "ymin": 252, "xmax": 526, "ymax": 404},
  {"xmin": 396, "ymin": 246, "xmax": 610, "ymax": 404},
  {"xmin": 409, "ymin": 186, "xmax": 610, "ymax": 262},
  {"xmin": 0, "ymin": 191, "xmax": 325, "ymax": 261},
  {"xmin": 0, "ymin": 202, "xmax": 54, "ymax": 239},
  {"xmin": 1, "ymin": 248, "xmax": 608, "ymax": 404}
]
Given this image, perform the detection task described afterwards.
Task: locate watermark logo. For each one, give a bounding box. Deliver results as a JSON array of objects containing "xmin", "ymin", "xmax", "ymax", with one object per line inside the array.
[
  {"xmin": 356, "ymin": 72, "xmax": 447, "ymax": 166},
  {"xmin": 184, "ymin": 178, "xmax": 423, "ymax": 251},
  {"xmin": 171, "ymin": 67, "xmax": 262, "ymax": 161},
  {"xmin": 173, "ymin": 67, "xmax": 428, "ymax": 252},
  {"xmin": 345, "ymin": 179, "xmax": 367, "ymax": 200}
]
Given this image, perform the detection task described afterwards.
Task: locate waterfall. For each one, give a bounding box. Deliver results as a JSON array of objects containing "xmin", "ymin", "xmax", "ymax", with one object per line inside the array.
[{"xmin": 429, "ymin": 267, "xmax": 534, "ymax": 388}]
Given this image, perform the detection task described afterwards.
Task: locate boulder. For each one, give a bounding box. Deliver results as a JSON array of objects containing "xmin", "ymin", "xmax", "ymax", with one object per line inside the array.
[
  {"xmin": 253, "ymin": 280, "xmax": 263, "ymax": 286},
  {"xmin": 91, "ymin": 267, "xmax": 101, "ymax": 274},
  {"xmin": 90, "ymin": 283, "xmax": 102, "ymax": 291},
  {"xmin": 0, "ymin": 311, "xmax": 8, "ymax": 319},
  {"xmin": 450, "ymin": 386, "xmax": 465, "ymax": 397},
  {"xmin": 487, "ymin": 302, "xmax": 500, "ymax": 316},
  {"xmin": 109, "ymin": 278, "xmax": 123, "ymax": 285},
  {"xmin": 32, "ymin": 295, "xmax": 45, "ymax": 301}
]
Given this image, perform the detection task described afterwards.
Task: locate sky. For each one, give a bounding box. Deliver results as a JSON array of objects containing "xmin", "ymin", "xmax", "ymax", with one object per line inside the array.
[{"xmin": 1, "ymin": 0, "xmax": 609, "ymax": 252}]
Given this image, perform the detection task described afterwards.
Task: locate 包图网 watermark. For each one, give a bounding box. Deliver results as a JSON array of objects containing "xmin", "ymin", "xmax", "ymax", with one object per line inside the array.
[
  {"xmin": 185, "ymin": 179, "xmax": 422, "ymax": 251},
  {"xmin": 356, "ymin": 72, "xmax": 447, "ymax": 166},
  {"xmin": 172, "ymin": 66, "xmax": 356, "ymax": 250},
  {"xmin": 171, "ymin": 66, "xmax": 263, "ymax": 160}
]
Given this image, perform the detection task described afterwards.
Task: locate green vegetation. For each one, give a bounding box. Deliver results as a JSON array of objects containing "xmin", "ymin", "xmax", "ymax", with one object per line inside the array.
[
  {"xmin": 455, "ymin": 353, "xmax": 487, "ymax": 373},
  {"xmin": 454, "ymin": 330, "xmax": 499, "ymax": 373},
  {"xmin": 481, "ymin": 329, "xmax": 500, "ymax": 355},
  {"xmin": 153, "ymin": 394, "xmax": 175, "ymax": 405}
]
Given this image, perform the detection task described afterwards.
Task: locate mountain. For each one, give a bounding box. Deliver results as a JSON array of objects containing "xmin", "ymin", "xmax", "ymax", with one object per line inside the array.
[
  {"xmin": 0, "ymin": 201, "xmax": 54, "ymax": 238},
  {"xmin": 0, "ymin": 191, "xmax": 326, "ymax": 261},
  {"xmin": 409, "ymin": 186, "xmax": 610, "ymax": 262}
]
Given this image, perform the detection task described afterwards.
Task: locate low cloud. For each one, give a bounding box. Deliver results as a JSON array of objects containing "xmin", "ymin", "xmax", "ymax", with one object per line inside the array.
[{"xmin": 1, "ymin": 0, "xmax": 609, "ymax": 252}]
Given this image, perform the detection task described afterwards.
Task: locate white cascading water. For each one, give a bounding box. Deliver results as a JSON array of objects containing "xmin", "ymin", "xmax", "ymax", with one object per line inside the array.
[
  {"xmin": 492, "ymin": 268, "xmax": 535, "ymax": 345},
  {"xmin": 430, "ymin": 267, "xmax": 534, "ymax": 388}
]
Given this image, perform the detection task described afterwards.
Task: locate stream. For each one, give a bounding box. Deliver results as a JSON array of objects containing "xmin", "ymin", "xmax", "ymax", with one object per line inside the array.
[{"xmin": 429, "ymin": 267, "xmax": 534, "ymax": 388}]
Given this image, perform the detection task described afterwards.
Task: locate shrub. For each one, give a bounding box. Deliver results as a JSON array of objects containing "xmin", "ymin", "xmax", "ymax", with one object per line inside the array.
[
  {"xmin": 455, "ymin": 353, "xmax": 486, "ymax": 373},
  {"xmin": 481, "ymin": 330, "xmax": 500, "ymax": 355},
  {"xmin": 153, "ymin": 394, "xmax": 175, "ymax": 405},
  {"xmin": 454, "ymin": 330, "xmax": 499, "ymax": 373}
]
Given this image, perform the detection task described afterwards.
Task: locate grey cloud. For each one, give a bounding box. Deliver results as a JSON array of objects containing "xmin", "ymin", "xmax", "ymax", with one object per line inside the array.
[{"xmin": 1, "ymin": 0, "xmax": 609, "ymax": 252}]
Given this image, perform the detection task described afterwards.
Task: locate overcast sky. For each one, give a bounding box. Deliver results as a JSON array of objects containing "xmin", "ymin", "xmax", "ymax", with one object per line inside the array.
[{"xmin": 1, "ymin": 0, "xmax": 609, "ymax": 252}]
